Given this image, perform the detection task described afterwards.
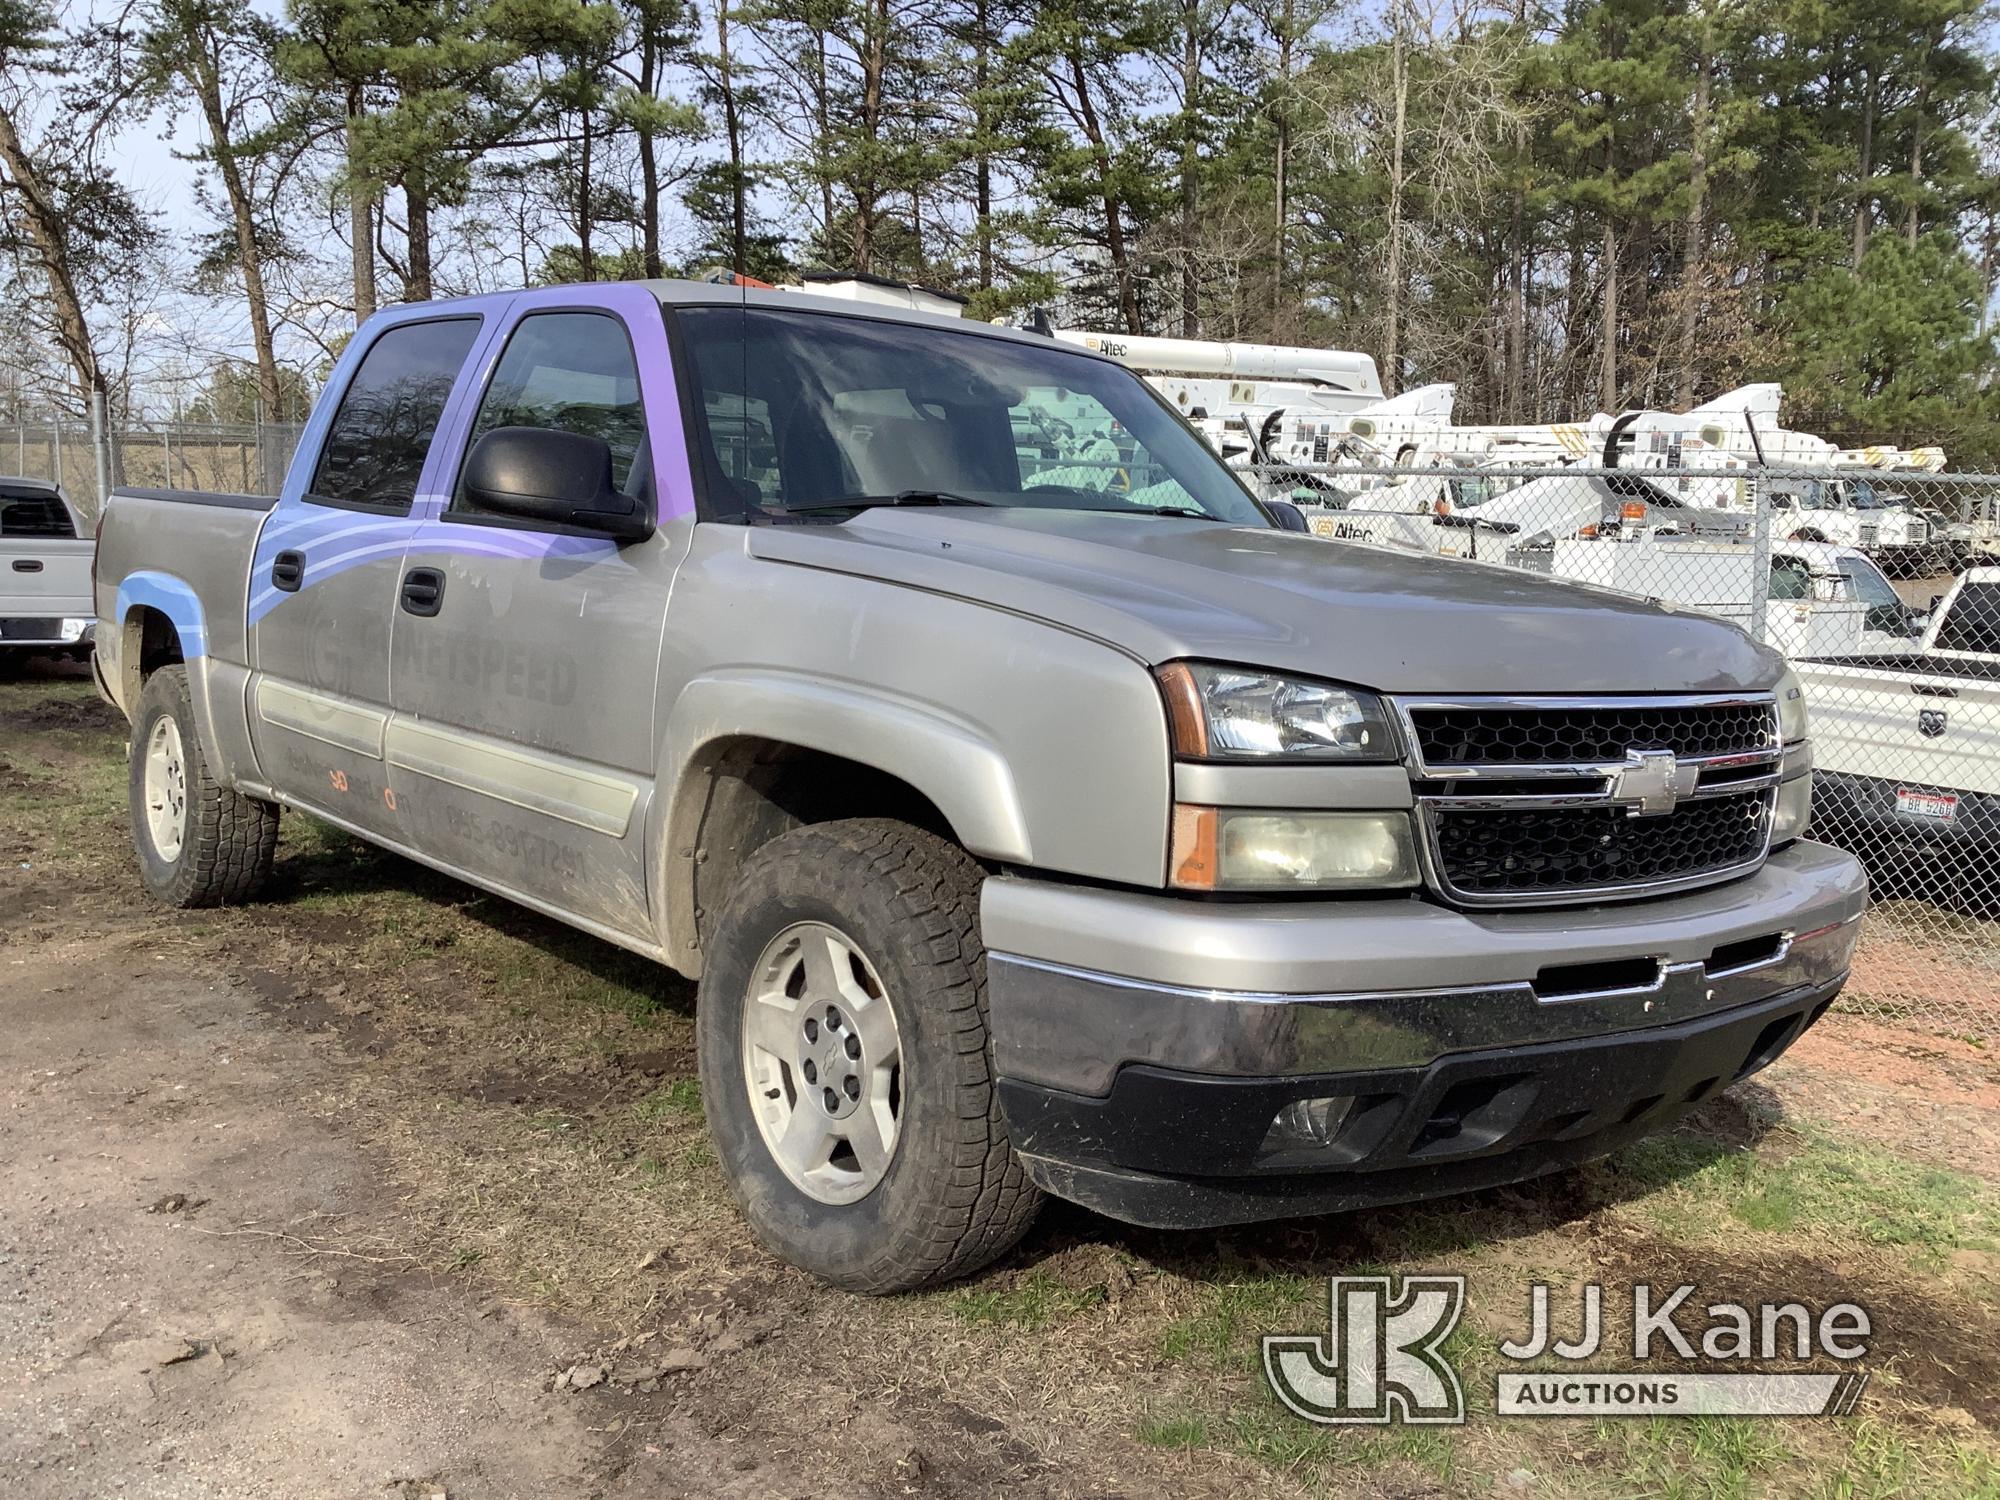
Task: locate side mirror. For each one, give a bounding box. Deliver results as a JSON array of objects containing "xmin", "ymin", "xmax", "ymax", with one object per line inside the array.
[
  {"xmin": 1262, "ymin": 498, "xmax": 1311, "ymax": 533},
  {"xmin": 463, "ymin": 426, "xmax": 651, "ymax": 542}
]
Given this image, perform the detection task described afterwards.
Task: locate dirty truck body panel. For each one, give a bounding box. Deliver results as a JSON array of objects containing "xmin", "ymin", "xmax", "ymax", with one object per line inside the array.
[{"xmin": 97, "ymin": 278, "xmax": 1865, "ymax": 1238}]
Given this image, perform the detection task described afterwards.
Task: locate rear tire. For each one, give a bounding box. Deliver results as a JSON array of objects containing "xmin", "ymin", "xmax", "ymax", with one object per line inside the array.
[
  {"xmin": 697, "ymin": 819, "xmax": 1042, "ymax": 1292},
  {"xmin": 129, "ymin": 665, "xmax": 278, "ymax": 907}
]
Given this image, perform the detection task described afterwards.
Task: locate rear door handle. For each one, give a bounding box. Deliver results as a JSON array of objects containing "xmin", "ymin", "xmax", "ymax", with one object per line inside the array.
[
  {"xmin": 271, "ymin": 550, "xmax": 305, "ymax": 592},
  {"xmin": 12, "ymin": 558, "xmax": 43, "ymax": 573},
  {"xmin": 400, "ymin": 566, "xmax": 446, "ymax": 617}
]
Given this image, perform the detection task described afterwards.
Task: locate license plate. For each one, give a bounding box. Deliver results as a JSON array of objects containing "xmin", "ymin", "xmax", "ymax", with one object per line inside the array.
[{"xmin": 1894, "ymin": 788, "xmax": 1959, "ymax": 823}]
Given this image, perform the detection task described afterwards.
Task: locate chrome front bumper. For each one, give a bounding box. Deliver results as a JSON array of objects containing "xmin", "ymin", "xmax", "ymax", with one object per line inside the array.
[
  {"xmin": 983, "ymin": 839, "xmax": 1865, "ymax": 1098},
  {"xmin": 981, "ymin": 840, "xmax": 1865, "ymax": 1229}
]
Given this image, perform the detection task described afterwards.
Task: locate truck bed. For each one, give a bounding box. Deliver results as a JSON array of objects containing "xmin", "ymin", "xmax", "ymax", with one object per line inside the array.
[
  {"xmin": 109, "ymin": 487, "xmax": 280, "ymax": 514},
  {"xmin": 93, "ymin": 487, "xmax": 280, "ymax": 723}
]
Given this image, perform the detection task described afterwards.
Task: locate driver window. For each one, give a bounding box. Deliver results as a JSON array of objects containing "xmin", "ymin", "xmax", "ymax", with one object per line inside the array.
[
  {"xmin": 1768, "ymin": 556, "xmax": 1812, "ymax": 600},
  {"xmin": 455, "ymin": 312, "xmax": 647, "ymax": 515}
]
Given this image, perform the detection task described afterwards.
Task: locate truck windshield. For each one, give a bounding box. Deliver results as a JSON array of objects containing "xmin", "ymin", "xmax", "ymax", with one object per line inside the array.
[{"xmin": 676, "ymin": 306, "xmax": 1269, "ymax": 526}]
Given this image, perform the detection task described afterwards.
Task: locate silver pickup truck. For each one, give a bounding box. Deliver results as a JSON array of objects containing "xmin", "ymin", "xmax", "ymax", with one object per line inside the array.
[
  {"xmin": 93, "ymin": 281, "xmax": 1865, "ymax": 1291},
  {"xmin": 2, "ymin": 476, "xmax": 96, "ymax": 658}
]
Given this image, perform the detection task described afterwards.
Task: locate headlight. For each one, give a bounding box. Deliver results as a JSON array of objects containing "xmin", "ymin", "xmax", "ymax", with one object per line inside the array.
[
  {"xmin": 1171, "ymin": 807, "xmax": 1421, "ymax": 891},
  {"xmin": 1157, "ymin": 663, "xmax": 1396, "ymax": 761},
  {"xmin": 1772, "ymin": 773, "xmax": 1813, "ymax": 845},
  {"xmin": 1776, "ymin": 667, "xmax": 1808, "ymax": 744}
]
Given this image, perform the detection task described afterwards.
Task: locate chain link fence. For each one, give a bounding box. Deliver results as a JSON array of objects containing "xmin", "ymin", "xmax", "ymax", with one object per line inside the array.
[
  {"xmin": 1238, "ymin": 458, "xmax": 1998, "ymax": 1042},
  {"xmin": 1, "ymin": 416, "xmax": 305, "ymax": 520}
]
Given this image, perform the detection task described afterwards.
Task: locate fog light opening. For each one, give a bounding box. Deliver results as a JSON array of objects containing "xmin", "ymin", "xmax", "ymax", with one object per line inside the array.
[{"xmin": 1261, "ymin": 1095, "xmax": 1357, "ymax": 1155}]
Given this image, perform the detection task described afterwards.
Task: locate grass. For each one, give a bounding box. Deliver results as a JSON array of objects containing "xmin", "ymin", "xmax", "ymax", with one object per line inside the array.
[
  {"xmin": 8, "ymin": 664, "xmax": 2000, "ymax": 1499},
  {"xmin": 1597, "ymin": 1415, "xmax": 1792, "ymax": 1500},
  {"xmin": 1616, "ymin": 1126, "xmax": 1999, "ymax": 1266},
  {"xmin": 1159, "ymin": 1270, "xmax": 1323, "ymax": 1366},
  {"xmin": 1822, "ymin": 1419, "xmax": 2000, "ymax": 1500},
  {"xmin": 631, "ymin": 1077, "xmax": 702, "ymax": 1121},
  {"xmin": 945, "ymin": 1269, "xmax": 1110, "ymax": 1330}
]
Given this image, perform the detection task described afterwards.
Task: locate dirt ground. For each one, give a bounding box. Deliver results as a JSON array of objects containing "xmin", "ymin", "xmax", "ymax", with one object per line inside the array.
[{"xmin": 5, "ymin": 656, "xmax": 1999, "ymax": 1499}]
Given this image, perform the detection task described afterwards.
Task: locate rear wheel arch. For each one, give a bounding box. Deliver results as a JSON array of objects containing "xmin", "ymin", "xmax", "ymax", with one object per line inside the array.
[{"xmin": 113, "ymin": 605, "xmax": 187, "ymax": 718}]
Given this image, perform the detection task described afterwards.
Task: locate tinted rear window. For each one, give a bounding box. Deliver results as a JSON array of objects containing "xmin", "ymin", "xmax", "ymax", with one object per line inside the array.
[
  {"xmin": 307, "ymin": 318, "xmax": 480, "ymax": 512},
  {"xmin": 1935, "ymin": 581, "xmax": 2000, "ymax": 656},
  {"xmin": 0, "ymin": 491, "xmax": 75, "ymax": 538}
]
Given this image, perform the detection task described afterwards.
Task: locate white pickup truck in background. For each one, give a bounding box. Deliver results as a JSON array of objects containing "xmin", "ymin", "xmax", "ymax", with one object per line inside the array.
[
  {"xmin": 1799, "ymin": 567, "xmax": 2000, "ymax": 896},
  {"xmin": 1, "ymin": 476, "xmax": 96, "ymax": 659},
  {"xmin": 1550, "ymin": 536, "xmax": 1923, "ymax": 661}
]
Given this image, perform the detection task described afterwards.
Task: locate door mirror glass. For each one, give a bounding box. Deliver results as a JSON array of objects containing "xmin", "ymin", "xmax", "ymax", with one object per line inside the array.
[{"xmin": 462, "ymin": 427, "xmax": 649, "ymax": 540}]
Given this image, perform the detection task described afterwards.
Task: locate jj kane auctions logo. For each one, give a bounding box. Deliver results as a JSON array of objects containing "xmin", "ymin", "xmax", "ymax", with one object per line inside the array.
[{"xmin": 1264, "ymin": 1276, "xmax": 1872, "ymax": 1424}]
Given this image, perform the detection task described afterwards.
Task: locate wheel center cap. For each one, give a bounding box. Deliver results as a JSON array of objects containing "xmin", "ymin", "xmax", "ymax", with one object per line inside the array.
[{"xmin": 802, "ymin": 1006, "xmax": 862, "ymax": 1119}]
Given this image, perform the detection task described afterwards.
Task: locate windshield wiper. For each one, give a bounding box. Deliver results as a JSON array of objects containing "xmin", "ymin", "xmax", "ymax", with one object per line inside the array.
[
  {"xmin": 1071, "ymin": 504, "xmax": 1229, "ymax": 522},
  {"xmin": 787, "ymin": 489, "xmax": 998, "ymax": 513}
]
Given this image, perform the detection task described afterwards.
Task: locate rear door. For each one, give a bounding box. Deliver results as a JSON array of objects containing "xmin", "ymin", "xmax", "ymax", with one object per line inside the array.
[
  {"xmin": 386, "ymin": 288, "xmax": 687, "ymax": 941},
  {"xmin": 247, "ymin": 312, "xmax": 494, "ymax": 840}
]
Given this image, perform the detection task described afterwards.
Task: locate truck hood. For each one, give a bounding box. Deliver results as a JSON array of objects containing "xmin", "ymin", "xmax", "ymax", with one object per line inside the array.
[{"xmin": 746, "ymin": 507, "xmax": 1783, "ymax": 694}]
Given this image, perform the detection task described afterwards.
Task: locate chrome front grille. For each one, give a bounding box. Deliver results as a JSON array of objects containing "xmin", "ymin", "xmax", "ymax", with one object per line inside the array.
[
  {"xmin": 1408, "ymin": 701, "xmax": 1775, "ymax": 767},
  {"xmin": 1429, "ymin": 790, "xmax": 1771, "ymax": 900},
  {"xmin": 1394, "ymin": 694, "xmax": 1783, "ymax": 908}
]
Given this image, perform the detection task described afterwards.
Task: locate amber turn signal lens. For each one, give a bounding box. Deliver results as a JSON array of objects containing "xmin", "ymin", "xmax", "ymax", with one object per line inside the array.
[
  {"xmin": 1169, "ymin": 804, "xmax": 1219, "ymax": 890},
  {"xmin": 1155, "ymin": 662, "xmax": 1207, "ymax": 758}
]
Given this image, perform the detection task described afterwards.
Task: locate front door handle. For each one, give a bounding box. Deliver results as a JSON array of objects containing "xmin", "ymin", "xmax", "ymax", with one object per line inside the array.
[
  {"xmin": 400, "ymin": 566, "xmax": 446, "ymax": 617},
  {"xmin": 12, "ymin": 558, "xmax": 43, "ymax": 573},
  {"xmin": 271, "ymin": 550, "xmax": 305, "ymax": 592}
]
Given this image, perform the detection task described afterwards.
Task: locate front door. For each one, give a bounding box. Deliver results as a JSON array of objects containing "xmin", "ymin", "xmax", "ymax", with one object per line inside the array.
[
  {"xmin": 387, "ymin": 289, "xmax": 688, "ymax": 942},
  {"xmin": 248, "ymin": 312, "xmax": 495, "ymax": 841}
]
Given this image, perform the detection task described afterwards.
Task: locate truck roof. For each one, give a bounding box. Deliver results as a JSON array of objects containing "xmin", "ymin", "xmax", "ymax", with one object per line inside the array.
[
  {"xmin": 0, "ymin": 474, "xmax": 63, "ymax": 498},
  {"xmin": 640, "ymin": 277, "xmax": 1086, "ymax": 358},
  {"xmin": 358, "ymin": 279, "xmax": 1115, "ymax": 367}
]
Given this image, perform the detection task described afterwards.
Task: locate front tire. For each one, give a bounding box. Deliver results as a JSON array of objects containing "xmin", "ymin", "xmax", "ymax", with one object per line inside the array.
[
  {"xmin": 697, "ymin": 819, "xmax": 1041, "ymax": 1292},
  {"xmin": 129, "ymin": 665, "xmax": 278, "ymax": 907}
]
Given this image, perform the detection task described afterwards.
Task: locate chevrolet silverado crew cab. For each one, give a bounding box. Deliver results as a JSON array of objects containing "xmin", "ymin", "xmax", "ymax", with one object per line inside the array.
[
  {"xmin": 2, "ymin": 476, "xmax": 96, "ymax": 658},
  {"xmin": 93, "ymin": 281, "xmax": 1866, "ymax": 1292}
]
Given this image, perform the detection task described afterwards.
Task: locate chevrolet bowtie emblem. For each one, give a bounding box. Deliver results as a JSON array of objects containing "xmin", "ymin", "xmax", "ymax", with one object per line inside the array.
[{"xmin": 1609, "ymin": 748, "xmax": 1700, "ymax": 817}]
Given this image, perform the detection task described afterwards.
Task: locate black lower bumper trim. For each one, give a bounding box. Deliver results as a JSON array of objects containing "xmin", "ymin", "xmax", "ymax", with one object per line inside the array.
[{"xmin": 999, "ymin": 976, "xmax": 1843, "ymax": 1230}]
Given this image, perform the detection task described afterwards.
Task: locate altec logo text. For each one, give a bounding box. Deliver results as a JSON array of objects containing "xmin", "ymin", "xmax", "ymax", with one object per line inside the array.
[{"xmin": 1263, "ymin": 1276, "xmax": 1872, "ymax": 1425}]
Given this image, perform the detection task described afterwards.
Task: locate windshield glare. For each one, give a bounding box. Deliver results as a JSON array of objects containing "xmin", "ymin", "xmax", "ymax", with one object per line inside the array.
[{"xmin": 675, "ymin": 305, "xmax": 1269, "ymax": 525}]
